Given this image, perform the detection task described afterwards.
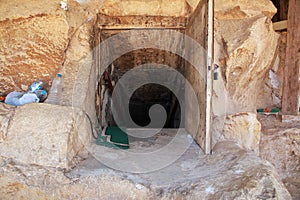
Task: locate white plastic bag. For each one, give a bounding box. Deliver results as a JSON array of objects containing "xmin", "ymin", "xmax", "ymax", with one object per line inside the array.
[{"xmin": 5, "ymin": 92, "xmax": 39, "ymax": 106}]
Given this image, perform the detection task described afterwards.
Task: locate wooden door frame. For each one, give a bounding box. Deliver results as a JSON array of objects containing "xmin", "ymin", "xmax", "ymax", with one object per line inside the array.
[
  {"xmin": 281, "ymin": 0, "xmax": 300, "ymax": 115},
  {"xmin": 205, "ymin": 0, "xmax": 214, "ymax": 154}
]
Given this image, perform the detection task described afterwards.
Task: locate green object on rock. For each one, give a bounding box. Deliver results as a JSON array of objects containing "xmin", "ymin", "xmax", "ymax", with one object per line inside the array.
[
  {"xmin": 257, "ymin": 108, "xmax": 280, "ymax": 113},
  {"xmin": 96, "ymin": 126, "xmax": 129, "ymax": 149},
  {"xmin": 271, "ymin": 108, "xmax": 280, "ymax": 113}
]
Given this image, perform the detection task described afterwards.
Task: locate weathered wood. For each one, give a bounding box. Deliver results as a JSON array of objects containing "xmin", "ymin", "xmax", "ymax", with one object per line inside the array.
[
  {"xmin": 273, "ymin": 20, "xmax": 287, "ymax": 31},
  {"xmin": 205, "ymin": 0, "xmax": 214, "ymax": 154},
  {"xmin": 185, "ymin": 0, "xmax": 209, "ymax": 153},
  {"xmin": 98, "ymin": 14, "xmax": 187, "ymax": 29},
  {"xmin": 279, "ymin": 0, "xmax": 289, "ymax": 20},
  {"xmin": 281, "ymin": 0, "xmax": 300, "ymax": 114}
]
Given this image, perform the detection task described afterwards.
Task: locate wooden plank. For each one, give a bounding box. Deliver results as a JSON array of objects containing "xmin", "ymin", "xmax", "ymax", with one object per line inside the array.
[
  {"xmin": 184, "ymin": 0, "xmax": 208, "ymax": 153},
  {"xmin": 281, "ymin": 0, "xmax": 300, "ymax": 115},
  {"xmin": 98, "ymin": 14, "xmax": 187, "ymax": 29},
  {"xmin": 205, "ymin": 0, "xmax": 214, "ymax": 154},
  {"xmin": 273, "ymin": 20, "xmax": 287, "ymax": 31}
]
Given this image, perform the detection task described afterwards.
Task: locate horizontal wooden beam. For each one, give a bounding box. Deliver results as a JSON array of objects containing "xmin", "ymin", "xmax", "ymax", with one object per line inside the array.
[
  {"xmin": 273, "ymin": 20, "xmax": 287, "ymax": 31},
  {"xmin": 99, "ymin": 27, "xmax": 186, "ymax": 30},
  {"xmin": 97, "ymin": 14, "xmax": 187, "ymax": 30}
]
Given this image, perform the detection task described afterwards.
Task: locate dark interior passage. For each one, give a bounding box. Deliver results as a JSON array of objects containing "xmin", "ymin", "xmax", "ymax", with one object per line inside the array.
[
  {"xmin": 271, "ymin": 0, "xmax": 289, "ymax": 22},
  {"xmin": 97, "ymin": 40, "xmax": 186, "ymax": 129},
  {"xmin": 129, "ymin": 83, "xmax": 181, "ymax": 128}
]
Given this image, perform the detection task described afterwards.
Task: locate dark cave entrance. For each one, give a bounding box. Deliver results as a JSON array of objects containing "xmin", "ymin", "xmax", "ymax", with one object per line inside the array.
[
  {"xmin": 97, "ymin": 47, "xmax": 185, "ymax": 129},
  {"xmin": 129, "ymin": 83, "xmax": 181, "ymax": 128}
]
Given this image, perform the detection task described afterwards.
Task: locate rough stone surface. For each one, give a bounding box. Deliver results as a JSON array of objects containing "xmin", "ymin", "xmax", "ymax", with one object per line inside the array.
[
  {"xmin": 0, "ymin": 103, "xmax": 16, "ymax": 142},
  {"xmin": 0, "ymin": 0, "xmax": 69, "ymax": 93},
  {"xmin": 99, "ymin": 0, "xmax": 193, "ymax": 17},
  {"xmin": 212, "ymin": 112, "xmax": 261, "ymax": 155},
  {"xmin": 61, "ymin": 20, "xmax": 95, "ymax": 107},
  {"xmin": 0, "ymin": 130, "xmax": 292, "ymax": 199},
  {"xmin": 0, "ymin": 103, "xmax": 91, "ymax": 169},
  {"xmin": 259, "ymin": 115, "xmax": 300, "ymax": 199},
  {"xmin": 213, "ymin": 0, "xmax": 280, "ymax": 114},
  {"xmin": 0, "ymin": 1, "xmax": 295, "ymax": 199}
]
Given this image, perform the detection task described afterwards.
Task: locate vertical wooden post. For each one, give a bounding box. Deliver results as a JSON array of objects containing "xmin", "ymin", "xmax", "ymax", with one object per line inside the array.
[
  {"xmin": 205, "ymin": 0, "xmax": 214, "ymax": 154},
  {"xmin": 281, "ymin": 0, "xmax": 300, "ymax": 115}
]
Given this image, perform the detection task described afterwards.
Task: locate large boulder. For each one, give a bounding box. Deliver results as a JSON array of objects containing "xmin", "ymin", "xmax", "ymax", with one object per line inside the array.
[
  {"xmin": 0, "ymin": 103, "xmax": 91, "ymax": 169},
  {"xmin": 212, "ymin": 112, "xmax": 261, "ymax": 155},
  {"xmin": 213, "ymin": 0, "xmax": 280, "ymax": 114},
  {"xmin": 0, "ymin": 0, "xmax": 69, "ymax": 93}
]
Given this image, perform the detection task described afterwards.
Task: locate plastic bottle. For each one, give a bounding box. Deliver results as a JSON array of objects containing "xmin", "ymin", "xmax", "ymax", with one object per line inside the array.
[
  {"xmin": 29, "ymin": 81, "xmax": 43, "ymax": 93},
  {"xmin": 36, "ymin": 90, "xmax": 48, "ymax": 102},
  {"xmin": 46, "ymin": 73, "xmax": 63, "ymax": 105}
]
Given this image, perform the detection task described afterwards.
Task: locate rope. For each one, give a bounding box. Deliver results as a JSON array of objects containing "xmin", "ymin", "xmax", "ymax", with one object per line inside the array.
[{"xmin": 85, "ymin": 112, "xmax": 98, "ymax": 139}]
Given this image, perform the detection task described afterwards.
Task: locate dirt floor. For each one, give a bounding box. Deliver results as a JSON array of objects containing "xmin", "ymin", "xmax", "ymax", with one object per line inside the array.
[{"xmin": 65, "ymin": 128, "xmax": 292, "ymax": 199}]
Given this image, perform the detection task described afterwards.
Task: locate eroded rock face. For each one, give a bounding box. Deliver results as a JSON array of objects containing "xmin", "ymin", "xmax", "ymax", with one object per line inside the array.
[
  {"xmin": 0, "ymin": 0, "xmax": 69, "ymax": 93},
  {"xmin": 0, "ymin": 103, "xmax": 91, "ymax": 169},
  {"xmin": 213, "ymin": 0, "xmax": 280, "ymax": 114},
  {"xmin": 212, "ymin": 112, "xmax": 261, "ymax": 155},
  {"xmin": 99, "ymin": 0, "xmax": 192, "ymax": 17},
  {"xmin": 265, "ymin": 32, "xmax": 286, "ymax": 108}
]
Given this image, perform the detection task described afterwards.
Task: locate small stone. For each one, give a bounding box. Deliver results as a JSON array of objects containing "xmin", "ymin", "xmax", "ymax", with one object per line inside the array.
[
  {"xmin": 21, "ymin": 84, "xmax": 28, "ymax": 91},
  {"xmin": 135, "ymin": 183, "xmax": 144, "ymax": 190}
]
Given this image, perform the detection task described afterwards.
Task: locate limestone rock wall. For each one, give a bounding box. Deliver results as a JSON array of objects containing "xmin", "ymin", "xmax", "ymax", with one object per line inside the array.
[
  {"xmin": 0, "ymin": 0, "xmax": 69, "ymax": 93},
  {"xmin": 99, "ymin": 0, "xmax": 192, "ymax": 17},
  {"xmin": 213, "ymin": 0, "xmax": 280, "ymax": 114},
  {"xmin": 0, "ymin": 0, "xmax": 102, "ymax": 98}
]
